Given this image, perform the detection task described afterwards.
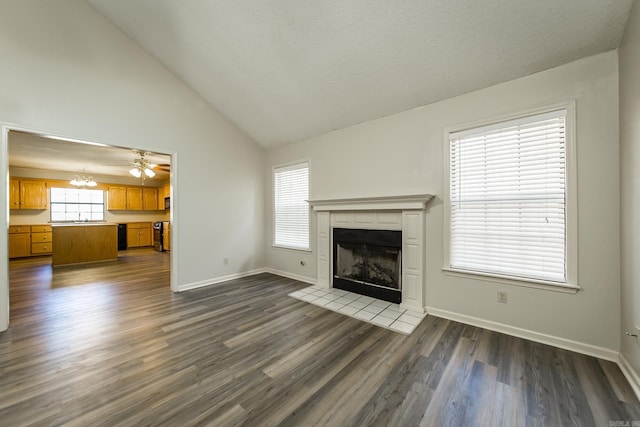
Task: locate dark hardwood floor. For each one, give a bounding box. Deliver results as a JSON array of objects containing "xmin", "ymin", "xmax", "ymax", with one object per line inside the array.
[{"xmin": 2, "ymin": 249, "xmax": 639, "ymax": 426}]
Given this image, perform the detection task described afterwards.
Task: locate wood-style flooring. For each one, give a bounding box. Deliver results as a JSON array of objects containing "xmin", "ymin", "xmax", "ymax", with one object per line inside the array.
[{"xmin": 1, "ymin": 249, "xmax": 639, "ymax": 426}]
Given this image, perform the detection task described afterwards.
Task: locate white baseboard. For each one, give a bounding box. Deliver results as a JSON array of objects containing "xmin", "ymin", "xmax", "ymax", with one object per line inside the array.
[
  {"xmin": 619, "ymin": 353, "xmax": 640, "ymax": 401},
  {"xmin": 178, "ymin": 268, "xmax": 268, "ymax": 292},
  {"xmin": 264, "ymin": 268, "xmax": 317, "ymax": 286},
  {"xmin": 425, "ymin": 306, "xmax": 619, "ymax": 362}
]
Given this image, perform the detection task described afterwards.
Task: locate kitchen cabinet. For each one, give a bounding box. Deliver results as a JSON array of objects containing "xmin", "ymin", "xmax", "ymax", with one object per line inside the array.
[
  {"xmin": 9, "ymin": 226, "xmax": 31, "ymax": 258},
  {"xmin": 127, "ymin": 222, "xmax": 152, "ymax": 248},
  {"xmin": 108, "ymin": 185, "xmax": 161, "ymax": 211},
  {"xmin": 143, "ymin": 188, "xmax": 158, "ymax": 210},
  {"xmin": 9, "ymin": 179, "xmax": 20, "ymax": 209},
  {"xmin": 126, "ymin": 188, "xmax": 143, "ymax": 210},
  {"xmin": 162, "ymin": 222, "xmax": 170, "ymax": 251},
  {"xmin": 10, "ymin": 179, "xmax": 47, "ymax": 209},
  {"xmin": 158, "ymin": 183, "xmax": 170, "ymax": 210},
  {"xmin": 113, "ymin": 187, "xmax": 158, "ymax": 211},
  {"xmin": 31, "ymin": 225, "xmax": 53, "ymax": 255},
  {"xmin": 108, "ymin": 186, "xmax": 127, "ymax": 210},
  {"xmin": 8, "ymin": 225, "xmax": 54, "ymax": 258}
]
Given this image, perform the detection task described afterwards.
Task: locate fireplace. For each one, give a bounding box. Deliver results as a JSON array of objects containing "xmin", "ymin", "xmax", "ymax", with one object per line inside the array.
[{"xmin": 333, "ymin": 228, "xmax": 402, "ymax": 303}]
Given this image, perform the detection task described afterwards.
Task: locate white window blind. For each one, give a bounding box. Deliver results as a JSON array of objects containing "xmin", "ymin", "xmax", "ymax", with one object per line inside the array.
[
  {"xmin": 449, "ymin": 109, "xmax": 567, "ymax": 283},
  {"xmin": 274, "ymin": 162, "xmax": 309, "ymax": 249}
]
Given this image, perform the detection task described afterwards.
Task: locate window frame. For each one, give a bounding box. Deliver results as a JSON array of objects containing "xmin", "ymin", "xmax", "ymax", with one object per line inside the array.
[
  {"xmin": 49, "ymin": 187, "xmax": 106, "ymax": 223},
  {"xmin": 442, "ymin": 101, "xmax": 579, "ymax": 293},
  {"xmin": 272, "ymin": 160, "xmax": 311, "ymax": 252}
]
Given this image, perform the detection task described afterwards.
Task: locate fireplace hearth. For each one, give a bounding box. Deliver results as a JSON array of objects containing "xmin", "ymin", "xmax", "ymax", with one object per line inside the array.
[{"xmin": 333, "ymin": 228, "xmax": 402, "ymax": 303}]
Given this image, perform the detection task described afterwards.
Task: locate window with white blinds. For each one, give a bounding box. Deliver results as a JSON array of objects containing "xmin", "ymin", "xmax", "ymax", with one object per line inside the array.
[
  {"xmin": 448, "ymin": 109, "xmax": 568, "ymax": 283},
  {"xmin": 274, "ymin": 162, "xmax": 309, "ymax": 250}
]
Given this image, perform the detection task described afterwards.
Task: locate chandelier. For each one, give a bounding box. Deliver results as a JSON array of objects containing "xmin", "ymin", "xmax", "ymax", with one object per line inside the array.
[
  {"xmin": 129, "ymin": 151, "xmax": 156, "ymax": 179},
  {"xmin": 70, "ymin": 170, "xmax": 97, "ymax": 187}
]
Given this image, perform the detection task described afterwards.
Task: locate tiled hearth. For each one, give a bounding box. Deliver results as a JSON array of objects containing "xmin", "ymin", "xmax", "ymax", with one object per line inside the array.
[{"xmin": 288, "ymin": 285, "xmax": 427, "ymax": 335}]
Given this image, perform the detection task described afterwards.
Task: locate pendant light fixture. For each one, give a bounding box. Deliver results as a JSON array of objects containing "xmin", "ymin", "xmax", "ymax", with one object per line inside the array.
[{"xmin": 70, "ymin": 169, "xmax": 97, "ymax": 187}]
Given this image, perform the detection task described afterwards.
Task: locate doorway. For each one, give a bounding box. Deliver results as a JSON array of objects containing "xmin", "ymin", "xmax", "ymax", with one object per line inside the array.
[{"xmin": 1, "ymin": 124, "xmax": 178, "ymax": 331}]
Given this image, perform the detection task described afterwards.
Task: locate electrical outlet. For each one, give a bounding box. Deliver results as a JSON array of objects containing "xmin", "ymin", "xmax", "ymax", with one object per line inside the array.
[
  {"xmin": 497, "ymin": 291, "xmax": 508, "ymax": 304},
  {"xmin": 223, "ymin": 258, "xmax": 229, "ymax": 265}
]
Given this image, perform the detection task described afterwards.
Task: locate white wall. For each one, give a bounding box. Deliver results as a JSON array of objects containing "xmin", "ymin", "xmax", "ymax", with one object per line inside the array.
[
  {"xmin": 266, "ymin": 51, "xmax": 621, "ymax": 355},
  {"xmin": 619, "ymin": 1, "xmax": 640, "ymax": 390},
  {"xmin": 0, "ymin": 0, "xmax": 265, "ymax": 330}
]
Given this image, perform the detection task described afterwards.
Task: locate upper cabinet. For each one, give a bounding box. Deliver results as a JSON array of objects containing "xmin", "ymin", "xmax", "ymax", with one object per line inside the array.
[
  {"xmin": 157, "ymin": 183, "xmax": 170, "ymax": 210},
  {"xmin": 10, "ymin": 178, "xmax": 47, "ymax": 210},
  {"xmin": 107, "ymin": 186, "xmax": 127, "ymax": 210},
  {"xmin": 142, "ymin": 188, "xmax": 158, "ymax": 210},
  {"xmin": 107, "ymin": 185, "xmax": 159, "ymax": 211},
  {"xmin": 126, "ymin": 187, "xmax": 143, "ymax": 210}
]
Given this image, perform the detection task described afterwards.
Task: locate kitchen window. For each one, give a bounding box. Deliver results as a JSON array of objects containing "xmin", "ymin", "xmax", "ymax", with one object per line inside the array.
[
  {"xmin": 443, "ymin": 104, "xmax": 578, "ymax": 290},
  {"xmin": 50, "ymin": 187, "xmax": 105, "ymax": 222},
  {"xmin": 274, "ymin": 161, "xmax": 309, "ymax": 250}
]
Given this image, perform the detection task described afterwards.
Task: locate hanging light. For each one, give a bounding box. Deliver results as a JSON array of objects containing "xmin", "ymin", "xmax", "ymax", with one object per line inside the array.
[
  {"xmin": 70, "ymin": 169, "xmax": 97, "ymax": 187},
  {"xmin": 129, "ymin": 152, "xmax": 156, "ymax": 180}
]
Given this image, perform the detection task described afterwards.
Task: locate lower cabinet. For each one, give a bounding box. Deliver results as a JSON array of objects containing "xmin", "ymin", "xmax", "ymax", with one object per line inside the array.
[
  {"xmin": 9, "ymin": 225, "xmax": 53, "ymax": 258},
  {"xmin": 127, "ymin": 222, "xmax": 152, "ymax": 248},
  {"xmin": 9, "ymin": 228, "xmax": 30, "ymax": 258},
  {"xmin": 31, "ymin": 225, "xmax": 53, "ymax": 255}
]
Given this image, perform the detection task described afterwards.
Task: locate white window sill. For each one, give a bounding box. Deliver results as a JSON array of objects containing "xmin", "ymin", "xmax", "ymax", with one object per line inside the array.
[
  {"xmin": 442, "ymin": 267, "xmax": 580, "ymax": 294},
  {"xmin": 272, "ymin": 244, "xmax": 312, "ymax": 253}
]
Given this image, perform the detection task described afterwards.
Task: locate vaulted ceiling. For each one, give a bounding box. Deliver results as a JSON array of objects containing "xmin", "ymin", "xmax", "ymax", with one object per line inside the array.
[{"xmin": 86, "ymin": 0, "xmax": 633, "ymax": 149}]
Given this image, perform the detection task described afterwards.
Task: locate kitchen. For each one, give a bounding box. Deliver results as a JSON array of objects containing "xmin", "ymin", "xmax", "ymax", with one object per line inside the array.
[{"xmin": 8, "ymin": 130, "xmax": 172, "ymax": 268}]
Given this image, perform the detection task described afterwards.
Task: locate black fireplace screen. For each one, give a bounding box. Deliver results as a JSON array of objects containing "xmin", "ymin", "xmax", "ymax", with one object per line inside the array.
[
  {"xmin": 332, "ymin": 228, "xmax": 402, "ymax": 300},
  {"xmin": 335, "ymin": 242, "xmax": 401, "ymax": 289}
]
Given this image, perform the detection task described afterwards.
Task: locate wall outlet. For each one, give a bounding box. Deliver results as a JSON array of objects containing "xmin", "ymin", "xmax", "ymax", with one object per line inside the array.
[
  {"xmin": 497, "ymin": 291, "xmax": 508, "ymax": 304},
  {"xmin": 223, "ymin": 258, "xmax": 229, "ymax": 265}
]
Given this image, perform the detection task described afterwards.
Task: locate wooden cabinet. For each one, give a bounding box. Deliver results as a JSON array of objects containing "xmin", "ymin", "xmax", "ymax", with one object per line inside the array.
[
  {"xmin": 10, "ymin": 179, "xmax": 47, "ymax": 209},
  {"xmin": 108, "ymin": 186, "xmax": 127, "ymax": 210},
  {"xmin": 126, "ymin": 188, "xmax": 143, "ymax": 210},
  {"xmin": 9, "ymin": 226, "xmax": 31, "ymax": 258},
  {"xmin": 9, "ymin": 225, "xmax": 54, "ymax": 258},
  {"xmin": 126, "ymin": 222, "xmax": 152, "ymax": 248},
  {"xmin": 158, "ymin": 183, "xmax": 170, "ymax": 210},
  {"xmin": 9, "ymin": 179, "xmax": 20, "ymax": 209},
  {"xmin": 143, "ymin": 188, "xmax": 158, "ymax": 210},
  {"xmin": 108, "ymin": 186, "xmax": 158, "ymax": 211},
  {"xmin": 162, "ymin": 222, "xmax": 170, "ymax": 251},
  {"xmin": 31, "ymin": 225, "xmax": 53, "ymax": 255}
]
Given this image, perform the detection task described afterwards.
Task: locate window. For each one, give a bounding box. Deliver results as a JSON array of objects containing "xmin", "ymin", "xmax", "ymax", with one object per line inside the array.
[
  {"xmin": 50, "ymin": 187, "xmax": 105, "ymax": 222},
  {"xmin": 274, "ymin": 162, "xmax": 309, "ymax": 250},
  {"xmin": 446, "ymin": 106, "xmax": 575, "ymax": 286}
]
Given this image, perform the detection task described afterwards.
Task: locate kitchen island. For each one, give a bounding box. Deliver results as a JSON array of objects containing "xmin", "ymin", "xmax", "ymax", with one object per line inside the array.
[{"xmin": 51, "ymin": 223, "xmax": 118, "ymax": 267}]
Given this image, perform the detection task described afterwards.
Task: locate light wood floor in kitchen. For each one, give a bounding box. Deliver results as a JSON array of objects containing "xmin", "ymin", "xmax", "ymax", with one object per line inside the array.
[{"xmin": 2, "ymin": 249, "xmax": 639, "ymax": 426}]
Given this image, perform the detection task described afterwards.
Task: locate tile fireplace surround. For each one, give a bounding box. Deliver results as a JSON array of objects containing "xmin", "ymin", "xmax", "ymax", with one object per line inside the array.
[{"xmin": 308, "ymin": 194, "xmax": 434, "ymax": 314}]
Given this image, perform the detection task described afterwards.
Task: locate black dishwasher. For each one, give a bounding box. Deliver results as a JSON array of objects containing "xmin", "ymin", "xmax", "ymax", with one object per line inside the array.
[{"xmin": 117, "ymin": 224, "xmax": 127, "ymax": 250}]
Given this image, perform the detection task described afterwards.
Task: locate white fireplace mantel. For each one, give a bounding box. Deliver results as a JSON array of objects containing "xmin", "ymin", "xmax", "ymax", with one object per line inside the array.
[
  {"xmin": 308, "ymin": 194, "xmax": 434, "ymax": 212},
  {"xmin": 310, "ymin": 194, "xmax": 435, "ymax": 313}
]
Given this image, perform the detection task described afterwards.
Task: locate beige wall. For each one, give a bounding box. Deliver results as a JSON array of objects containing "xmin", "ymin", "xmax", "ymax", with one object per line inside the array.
[
  {"xmin": 266, "ymin": 51, "xmax": 621, "ymax": 356},
  {"xmin": 619, "ymin": 1, "xmax": 640, "ymax": 391}
]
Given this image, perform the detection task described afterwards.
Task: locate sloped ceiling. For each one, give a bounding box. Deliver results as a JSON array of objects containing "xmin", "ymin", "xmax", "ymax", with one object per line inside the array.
[{"xmin": 86, "ymin": 0, "xmax": 633, "ymax": 149}]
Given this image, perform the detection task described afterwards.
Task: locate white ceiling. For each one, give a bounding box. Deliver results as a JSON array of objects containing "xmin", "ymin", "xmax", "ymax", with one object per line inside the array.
[
  {"xmin": 87, "ymin": 0, "xmax": 632, "ymax": 149},
  {"xmin": 8, "ymin": 131, "xmax": 170, "ymax": 182}
]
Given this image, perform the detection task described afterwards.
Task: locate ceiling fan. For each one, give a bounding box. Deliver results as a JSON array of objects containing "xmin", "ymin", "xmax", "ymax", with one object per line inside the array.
[{"xmin": 129, "ymin": 150, "xmax": 170, "ymax": 180}]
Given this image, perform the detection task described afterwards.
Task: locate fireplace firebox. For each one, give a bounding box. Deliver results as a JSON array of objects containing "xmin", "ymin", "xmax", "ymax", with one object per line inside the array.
[{"xmin": 333, "ymin": 228, "xmax": 402, "ymax": 303}]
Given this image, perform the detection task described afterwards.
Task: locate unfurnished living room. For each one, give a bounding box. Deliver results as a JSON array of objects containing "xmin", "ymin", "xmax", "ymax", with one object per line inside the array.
[{"xmin": 1, "ymin": 1, "xmax": 640, "ymax": 426}]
